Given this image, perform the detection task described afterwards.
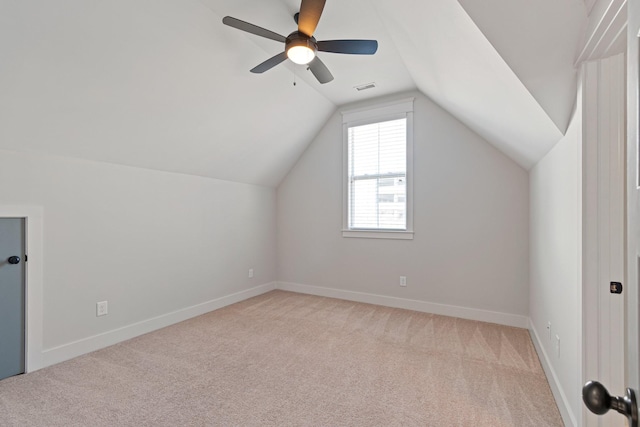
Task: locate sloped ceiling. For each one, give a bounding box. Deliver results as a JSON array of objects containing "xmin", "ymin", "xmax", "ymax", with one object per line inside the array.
[
  {"xmin": 0, "ymin": 0, "xmax": 588, "ymax": 186},
  {"xmin": 458, "ymin": 0, "xmax": 587, "ymax": 133}
]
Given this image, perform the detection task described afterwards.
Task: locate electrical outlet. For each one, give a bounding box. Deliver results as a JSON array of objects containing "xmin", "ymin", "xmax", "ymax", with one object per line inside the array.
[
  {"xmin": 248, "ymin": 268, "xmax": 254, "ymax": 278},
  {"xmin": 555, "ymin": 334, "xmax": 560, "ymax": 358},
  {"xmin": 399, "ymin": 276, "xmax": 407, "ymax": 287},
  {"xmin": 547, "ymin": 322, "xmax": 551, "ymax": 340},
  {"xmin": 96, "ymin": 301, "xmax": 108, "ymax": 317}
]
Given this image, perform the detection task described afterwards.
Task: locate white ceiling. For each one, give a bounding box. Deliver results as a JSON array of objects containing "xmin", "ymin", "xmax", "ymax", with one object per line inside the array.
[{"xmin": 0, "ymin": 0, "xmax": 589, "ymax": 186}]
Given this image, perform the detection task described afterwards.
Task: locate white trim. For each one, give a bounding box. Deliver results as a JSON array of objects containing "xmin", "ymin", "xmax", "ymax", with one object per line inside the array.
[
  {"xmin": 341, "ymin": 97, "xmax": 415, "ymax": 124},
  {"xmin": 576, "ymin": 0, "xmax": 627, "ymax": 63},
  {"xmin": 581, "ymin": 61, "xmax": 599, "ymax": 427},
  {"xmin": 41, "ymin": 282, "xmax": 276, "ymax": 368},
  {"xmin": 530, "ymin": 319, "xmax": 577, "ymax": 427},
  {"xmin": 0, "ymin": 206, "xmax": 44, "ymax": 373},
  {"xmin": 275, "ymin": 282, "xmax": 528, "ymax": 328},
  {"xmin": 406, "ymin": 108, "xmax": 415, "ymax": 234},
  {"xmin": 342, "ymin": 98, "xmax": 415, "ymax": 238},
  {"xmin": 341, "ymin": 230, "xmax": 414, "ymax": 240}
]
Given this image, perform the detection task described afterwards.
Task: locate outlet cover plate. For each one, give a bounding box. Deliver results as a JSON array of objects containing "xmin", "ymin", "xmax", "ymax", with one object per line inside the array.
[{"xmin": 96, "ymin": 301, "xmax": 108, "ymax": 317}]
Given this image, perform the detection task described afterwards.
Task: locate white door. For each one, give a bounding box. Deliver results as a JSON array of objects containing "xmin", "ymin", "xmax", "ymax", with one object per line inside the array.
[
  {"xmin": 583, "ymin": 4, "xmax": 640, "ymax": 426},
  {"xmin": 628, "ymin": 0, "xmax": 640, "ymax": 407}
]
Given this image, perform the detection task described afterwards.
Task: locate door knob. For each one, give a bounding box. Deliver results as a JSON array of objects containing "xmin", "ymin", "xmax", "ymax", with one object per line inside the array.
[
  {"xmin": 7, "ymin": 256, "xmax": 20, "ymax": 265},
  {"xmin": 583, "ymin": 381, "xmax": 638, "ymax": 427}
]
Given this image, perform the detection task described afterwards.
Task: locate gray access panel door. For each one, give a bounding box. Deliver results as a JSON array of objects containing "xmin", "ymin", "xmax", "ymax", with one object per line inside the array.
[{"xmin": 0, "ymin": 218, "xmax": 25, "ymax": 380}]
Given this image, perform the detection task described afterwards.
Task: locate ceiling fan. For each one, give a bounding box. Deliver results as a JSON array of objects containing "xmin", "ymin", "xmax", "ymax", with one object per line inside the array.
[{"xmin": 222, "ymin": 0, "xmax": 378, "ymax": 84}]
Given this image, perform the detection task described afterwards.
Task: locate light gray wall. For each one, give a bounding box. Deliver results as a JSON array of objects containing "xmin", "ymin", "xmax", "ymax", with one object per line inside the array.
[
  {"xmin": 277, "ymin": 92, "xmax": 530, "ymax": 317},
  {"xmin": 529, "ymin": 103, "xmax": 581, "ymax": 423},
  {"xmin": 0, "ymin": 149, "xmax": 276, "ymax": 350}
]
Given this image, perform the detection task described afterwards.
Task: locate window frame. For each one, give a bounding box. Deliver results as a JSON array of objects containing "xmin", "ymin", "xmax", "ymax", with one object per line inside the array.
[{"xmin": 341, "ymin": 98, "xmax": 414, "ymax": 240}]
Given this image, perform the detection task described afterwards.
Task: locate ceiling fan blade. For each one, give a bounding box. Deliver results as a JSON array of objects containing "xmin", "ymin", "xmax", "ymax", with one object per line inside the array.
[
  {"xmin": 250, "ymin": 52, "xmax": 288, "ymax": 74},
  {"xmin": 298, "ymin": 0, "xmax": 326, "ymax": 37},
  {"xmin": 308, "ymin": 57, "xmax": 334, "ymax": 84},
  {"xmin": 223, "ymin": 16, "xmax": 286, "ymax": 43},
  {"xmin": 317, "ymin": 40, "xmax": 378, "ymax": 55}
]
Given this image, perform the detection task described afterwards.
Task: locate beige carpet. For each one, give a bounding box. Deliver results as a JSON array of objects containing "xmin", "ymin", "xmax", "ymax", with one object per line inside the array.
[{"xmin": 0, "ymin": 290, "xmax": 562, "ymax": 426}]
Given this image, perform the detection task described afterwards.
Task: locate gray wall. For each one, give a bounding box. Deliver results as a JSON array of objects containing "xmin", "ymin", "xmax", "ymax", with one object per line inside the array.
[
  {"xmin": 277, "ymin": 92, "xmax": 530, "ymax": 317},
  {"xmin": 0, "ymin": 149, "xmax": 276, "ymax": 351},
  {"xmin": 529, "ymin": 102, "xmax": 581, "ymax": 423}
]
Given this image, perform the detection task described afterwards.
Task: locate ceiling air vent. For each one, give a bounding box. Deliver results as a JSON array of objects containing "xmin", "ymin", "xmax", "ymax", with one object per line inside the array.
[{"xmin": 354, "ymin": 82, "xmax": 376, "ymax": 92}]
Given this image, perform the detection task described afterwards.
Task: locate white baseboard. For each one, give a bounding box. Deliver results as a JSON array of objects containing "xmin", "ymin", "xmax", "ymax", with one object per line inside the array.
[
  {"xmin": 529, "ymin": 319, "xmax": 576, "ymax": 427},
  {"xmin": 275, "ymin": 282, "xmax": 529, "ymax": 328},
  {"xmin": 41, "ymin": 282, "xmax": 276, "ymax": 368}
]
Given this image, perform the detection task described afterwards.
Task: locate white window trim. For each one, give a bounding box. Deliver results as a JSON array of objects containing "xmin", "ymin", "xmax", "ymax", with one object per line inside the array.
[{"xmin": 341, "ymin": 97, "xmax": 414, "ymax": 240}]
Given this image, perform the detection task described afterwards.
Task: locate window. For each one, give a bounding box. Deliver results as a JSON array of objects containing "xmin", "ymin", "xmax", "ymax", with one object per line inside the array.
[
  {"xmin": 342, "ymin": 98, "xmax": 414, "ymax": 239},
  {"xmin": 348, "ymin": 120, "xmax": 406, "ymax": 229}
]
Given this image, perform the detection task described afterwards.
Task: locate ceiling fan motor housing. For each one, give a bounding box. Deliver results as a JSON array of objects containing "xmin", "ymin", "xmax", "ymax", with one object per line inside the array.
[{"xmin": 286, "ymin": 32, "xmax": 318, "ymax": 54}]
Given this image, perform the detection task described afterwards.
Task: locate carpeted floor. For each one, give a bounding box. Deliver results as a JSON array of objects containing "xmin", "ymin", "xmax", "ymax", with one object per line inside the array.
[{"xmin": 0, "ymin": 290, "xmax": 562, "ymax": 426}]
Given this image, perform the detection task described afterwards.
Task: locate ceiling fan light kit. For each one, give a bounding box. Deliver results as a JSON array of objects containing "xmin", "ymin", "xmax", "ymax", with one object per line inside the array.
[
  {"xmin": 222, "ymin": 0, "xmax": 378, "ymax": 84},
  {"xmin": 286, "ymin": 33, "xmax": 317, "ymax": 65}
]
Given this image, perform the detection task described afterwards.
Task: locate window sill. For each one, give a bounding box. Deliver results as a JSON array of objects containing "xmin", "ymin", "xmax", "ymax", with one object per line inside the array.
[{"xmin": 342, "ymin": 230, "xmax": 414, "ymax": 240}]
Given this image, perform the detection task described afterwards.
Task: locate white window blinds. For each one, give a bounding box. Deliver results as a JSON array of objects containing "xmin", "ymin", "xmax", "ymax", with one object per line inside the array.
[{"xmin": 347, "ymin": 118, "xmax": 407, "ymax": 230}]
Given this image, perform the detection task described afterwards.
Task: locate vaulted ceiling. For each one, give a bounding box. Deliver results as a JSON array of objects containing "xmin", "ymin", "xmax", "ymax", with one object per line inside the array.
[{"xmin": 0, "ymin": 0, "xmax": 594, "ymax": 186}]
